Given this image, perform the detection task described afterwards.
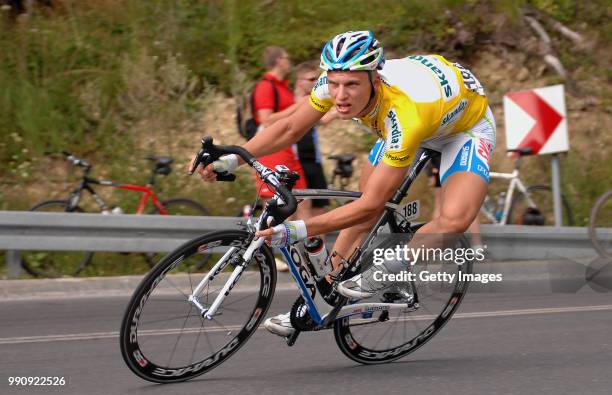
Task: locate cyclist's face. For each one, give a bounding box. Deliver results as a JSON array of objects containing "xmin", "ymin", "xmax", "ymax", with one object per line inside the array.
[{"xmin": 327, "ymin": 71, "xmax": 374, "ymax": 119}]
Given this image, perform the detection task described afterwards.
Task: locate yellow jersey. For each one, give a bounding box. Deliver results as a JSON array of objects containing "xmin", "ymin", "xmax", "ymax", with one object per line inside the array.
[{"xmin": 309, "ymin": 54, "xmax": 488, "ymax": 167}]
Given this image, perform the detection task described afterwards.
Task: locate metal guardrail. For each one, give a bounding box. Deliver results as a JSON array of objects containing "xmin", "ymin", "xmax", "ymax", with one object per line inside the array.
[
  {"xmin": 0, "ymin": 211, "xmax": 242, "ymax": 252},
  {"xmin": 1, "ymin": 211, "xmax": 609, "ymax": 278}
]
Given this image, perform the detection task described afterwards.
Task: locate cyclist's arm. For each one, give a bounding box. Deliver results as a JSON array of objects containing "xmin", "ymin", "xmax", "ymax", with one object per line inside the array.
[
  {"xmin": 241, "ymin": 99, "xmax": 324, "ymax": 163},
  {"xmin": 194, "ymin": 99, "xmax": 324, "ymax": 181},
  {"xmin": 256, "ymin": 108, "xmax": 274, "ymax": 125},
  {"xmin": 261, "ymin": 96, "xmax": 309, "ymax": 126},
  {"xmin": 304, "ymin": 162, "xmax": 408, "ymax": 236},
  {"xmin": 319, "ymin": 107, "xmax": 339, "ymax": 125}
]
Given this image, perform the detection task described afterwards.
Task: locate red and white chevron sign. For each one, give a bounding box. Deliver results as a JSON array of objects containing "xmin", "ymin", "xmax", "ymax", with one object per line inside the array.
[{"xmin": 503, "ymin": 84, "xmax": 568, "ymax": 155}]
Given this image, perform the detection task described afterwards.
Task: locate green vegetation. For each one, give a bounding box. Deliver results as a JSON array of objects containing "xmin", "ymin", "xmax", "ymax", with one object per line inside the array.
[{"xmin": 0, "ymin": 0, "xmax": 610, "ymax": 277}]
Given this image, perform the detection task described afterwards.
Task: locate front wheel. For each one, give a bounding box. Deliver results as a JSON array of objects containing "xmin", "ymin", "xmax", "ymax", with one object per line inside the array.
[
  {"xmin": 20, "ymin": 200, "xmax": 94, "ymax": 278},
  {"xmin": 508, "ymin": 185, "xmax": 573, "ymax": 226},
  {"xmin": 334, "ymin": 228, "xmax": 473, "ymax": 364},
  {"xmin": 120, "ymin": 230, "xmax": 276, "ymax": 383}
]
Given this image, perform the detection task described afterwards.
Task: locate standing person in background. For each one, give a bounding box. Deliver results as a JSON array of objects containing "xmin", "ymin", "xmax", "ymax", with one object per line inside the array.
[
  {"xmin": 252, "ymin": 46, "xmax": 309, "ymax": 217},
  {"xmin": 252, "ymin": 46, "xmax": 308, "ymax": 272},
  {"xmin": 264, "ymin": 60, "xmax": 339, "ymax": 216}
]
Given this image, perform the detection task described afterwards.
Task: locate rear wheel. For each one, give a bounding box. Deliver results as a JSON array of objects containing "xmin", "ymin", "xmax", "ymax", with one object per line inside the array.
[
  {"xmin": 120, "ymin": 230, "xmax": 276, "ymax": 383},
  {"xmin": 588, "ymin": 190, "xmax": 612, "ymax": 259},
  {"xmin": 334, "ymin": 227, "xmax": 473, "ymax": 364},
  {"xmin": 20, "ymin": 200, "xmax": 94, "ymax": 278},
  {"xmin": 508, "ymin": 185, "xmax": 573, "ymax": 226},
  {"xmin": 158, "ymin": 198, "xmax": 209, "ymax": 216}
]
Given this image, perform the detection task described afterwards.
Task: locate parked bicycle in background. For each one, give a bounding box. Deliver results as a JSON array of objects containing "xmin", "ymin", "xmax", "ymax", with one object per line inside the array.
[
  {"xmin": 480, "ymin": 147, "xmax": 573, "ymax": 226},
  {"xmin": 588, "ymin": 189, "xmax": 612, "ymax": 259},
  {"xmin": 20, "ymin": 152, "xmax": 209, "ymax": 278}
]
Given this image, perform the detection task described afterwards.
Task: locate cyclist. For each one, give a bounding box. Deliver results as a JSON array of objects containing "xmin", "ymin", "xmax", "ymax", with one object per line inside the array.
[{"xmin": 194, "ymin": 30, "xmax": 496, "ymax": 337}]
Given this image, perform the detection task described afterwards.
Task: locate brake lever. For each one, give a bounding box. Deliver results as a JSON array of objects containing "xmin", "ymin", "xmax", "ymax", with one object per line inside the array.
[
  {"xmin": 188, "ymin": 137, "xmax": 237, "ymax": 182},
  {"xmin": 187, "ymin": 148, "xmax": 208, "ymax": 175}
]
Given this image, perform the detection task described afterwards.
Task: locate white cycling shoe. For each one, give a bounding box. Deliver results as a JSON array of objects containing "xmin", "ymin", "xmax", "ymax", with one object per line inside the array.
[
  {"xmin": 337, "ymin": 262, "xmax": 402, "ymax": 299},
  {"xmin": 263, "ymin": 312, "xmax": 295, "ymax": 337}
]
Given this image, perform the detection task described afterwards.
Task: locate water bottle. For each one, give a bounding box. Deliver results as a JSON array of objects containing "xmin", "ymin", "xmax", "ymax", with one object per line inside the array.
[
  {"xmin": 304, "ymin": 236, "xmax": 331, "ymax": 276},
  {"xmin": 495, "ymin": 192, "xmax": 506, "ymax": 221}
]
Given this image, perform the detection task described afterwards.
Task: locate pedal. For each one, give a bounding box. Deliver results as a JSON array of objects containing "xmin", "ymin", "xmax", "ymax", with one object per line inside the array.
[{"xmin": 285, "ymin": 330, "xmax": 300, "ymax": 346}]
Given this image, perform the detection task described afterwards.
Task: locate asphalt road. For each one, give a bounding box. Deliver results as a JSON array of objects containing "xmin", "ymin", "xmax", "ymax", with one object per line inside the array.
[{"xmin": 1, "ymin": 272, "xmax": 611, "ymax": 395}]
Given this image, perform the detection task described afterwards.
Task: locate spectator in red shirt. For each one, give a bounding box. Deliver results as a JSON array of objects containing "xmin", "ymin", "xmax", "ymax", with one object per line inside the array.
[{"xmin": 252, "ymin": 46, "xmax": 308, "ymax": 217}]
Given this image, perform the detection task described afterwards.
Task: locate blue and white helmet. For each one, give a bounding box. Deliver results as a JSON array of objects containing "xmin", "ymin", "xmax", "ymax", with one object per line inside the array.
[{"xmin": 320, "ymin": 30, "xmax": 385, "ymax": 71}]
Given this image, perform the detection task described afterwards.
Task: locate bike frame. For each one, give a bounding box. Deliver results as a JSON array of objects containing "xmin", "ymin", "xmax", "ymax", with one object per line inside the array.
[
  {"xmin": 188, "ymin": 149, "xmax": 435, "ymax": 325},
  {"xmin": 481, "ymin": 170, "xmax": 536, "ymax": 225},
  {"xmin": 68, "ymin": 177, "xmax": 168, "ymax": 215}
]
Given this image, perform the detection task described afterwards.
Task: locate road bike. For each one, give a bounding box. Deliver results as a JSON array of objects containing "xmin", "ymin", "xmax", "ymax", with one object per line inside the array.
[
  {"xmin": 588, "ymin": 189, "xmax": 612, "ymax": 259},
  {"xmin": 20, "ymin": 152, "xmax": 209, "ymax": 278},
  {"xmin": 480, "ymin": 147, "xmax": 573, "ymax": 225},
  {"xmin": 119, "ymin": 137, "xmax": 473, "ymax": 383}
]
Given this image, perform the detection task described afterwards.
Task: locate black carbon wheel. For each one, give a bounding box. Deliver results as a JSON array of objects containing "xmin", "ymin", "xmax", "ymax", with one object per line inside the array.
[{"xmin": 119, "ymin": 230, "xmax": 276, "ymax": 383}]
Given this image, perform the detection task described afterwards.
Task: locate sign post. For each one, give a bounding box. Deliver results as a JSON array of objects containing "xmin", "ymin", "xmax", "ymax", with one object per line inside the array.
[
  {"xmin": 503, "ymin": 84, "xmax": 569, "ymax": 226},
  {"xmin": 551, "ymin": 154, "xmax": 562, "ymax": 226}
]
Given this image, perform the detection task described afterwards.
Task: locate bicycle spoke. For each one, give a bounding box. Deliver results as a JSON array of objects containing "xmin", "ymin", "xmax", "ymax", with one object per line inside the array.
[
  {"xmin": 189, "ymin": 320, "xmax": 205, "ymax": 365},
  {"xmin": 167, "ymin": 305, "xmax": 194, "ymax": 367}
]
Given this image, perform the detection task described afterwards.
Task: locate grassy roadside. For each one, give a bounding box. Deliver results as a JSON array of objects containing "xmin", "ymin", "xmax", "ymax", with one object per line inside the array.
[{"xmin": 0, "ymin": 0, "xmax": 610, "ymax": 277}]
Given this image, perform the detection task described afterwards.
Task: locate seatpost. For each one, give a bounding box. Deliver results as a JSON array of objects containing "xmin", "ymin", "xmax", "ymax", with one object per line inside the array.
[{"xmin": 147, "ymin": 167, "xmax": 156, "ymax": 187}]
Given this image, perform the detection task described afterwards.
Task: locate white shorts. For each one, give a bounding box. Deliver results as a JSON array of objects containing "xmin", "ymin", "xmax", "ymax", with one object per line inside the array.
[{"xmin": 368, "ymin": 106, "xmax": 496, "ymax": 184}]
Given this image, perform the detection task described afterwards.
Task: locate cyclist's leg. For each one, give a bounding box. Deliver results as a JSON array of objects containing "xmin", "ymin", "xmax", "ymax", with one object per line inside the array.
[
  {"xmin": 338, "ymin": 112, "xmax": 496, "ymax": 298},
  {"xmin": 417, "ymin": 107, "xmax": 496, "ymax": 240}
]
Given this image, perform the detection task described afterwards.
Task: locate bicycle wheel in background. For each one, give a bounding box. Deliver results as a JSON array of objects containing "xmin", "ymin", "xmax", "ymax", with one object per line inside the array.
[
  {"xmin": 508, "ymin": 185, "xmax": 574, "ymax": 226},
  {"xmin": 334, "ymin": 226, "xmax": 473, "ymax": 364},
  {"xmin": 588, "ymin": 190, "xmax": 612, "ymax": 259},
  {"xmin": 143, "ymin": 198, "xmax": 210, "ymax": 268},
  {"xmin": 158, "ymin": 198, "xmax": 209, "ymax": 216},
  {"xmin": 20, "ymin": 200, "xmax": 94, "ymax": 278},
  {"xmin": 120, "ymin": 230, "xmax": 276, "ymax": 383}
]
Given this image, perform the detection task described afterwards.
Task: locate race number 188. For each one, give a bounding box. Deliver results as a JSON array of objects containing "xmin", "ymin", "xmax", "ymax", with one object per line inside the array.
[
  {"xmin": 8, "ymin": 376, "xmax": 66, "ymax": 386},
  {"xmin": 400, "ymin": 199, "xmax": 420, "ymax": 221}
]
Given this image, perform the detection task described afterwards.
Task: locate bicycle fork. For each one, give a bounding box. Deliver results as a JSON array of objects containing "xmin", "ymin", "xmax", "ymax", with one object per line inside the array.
[{"xmin": 188, "ymin": 237, "xmax": 266, "ymax": 320}]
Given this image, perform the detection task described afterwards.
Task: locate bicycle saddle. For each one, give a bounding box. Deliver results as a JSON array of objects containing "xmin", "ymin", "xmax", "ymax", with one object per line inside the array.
[
  {"xmin": 328, "ymin": 154, "xmax": 355, "ymax": 178},
  {"xmin": 506, "ymin": 147, "xmax": 533, "ymax": 156},
  {"xmin": 144, "ymin": 156, "xmax": 174, "ymax": 175}
]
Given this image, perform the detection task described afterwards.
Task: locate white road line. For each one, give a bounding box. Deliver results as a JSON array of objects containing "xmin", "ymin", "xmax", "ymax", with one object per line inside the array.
[{"xmin": 1, "ymin": 304, "xmax": 610, "ymax": 345}]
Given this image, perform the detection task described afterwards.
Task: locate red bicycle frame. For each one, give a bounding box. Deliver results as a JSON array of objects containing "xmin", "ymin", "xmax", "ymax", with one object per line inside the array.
[
  {"xmin": 80, "ymin": 179, "xmax": 169, "ymax": 215},
  {"xmin": 114, "ymin": 183, "xmax": 168, "ymax": 215}
]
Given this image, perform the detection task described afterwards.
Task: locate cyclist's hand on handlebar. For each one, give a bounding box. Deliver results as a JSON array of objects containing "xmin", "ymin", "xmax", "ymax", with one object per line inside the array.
[
  {"xmin": 188, "ymin": 153, "xmax": 238, "ymax": 182},
  {"xmin": 255, "ymin": 220, "xmax": 308, "ymax": 248}
]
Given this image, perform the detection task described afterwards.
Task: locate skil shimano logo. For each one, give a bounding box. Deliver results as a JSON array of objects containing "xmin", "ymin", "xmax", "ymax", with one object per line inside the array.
[
  {"xmin": 460, "ymin": 144, "xmax": 470, "ymax": 166},
  {"xmin": 385, "ymin": 109, "xmax": 402, "ymax": 150},
  {"xmin": 441, "ymin": 99, "xmax": 467, "ymax": 127},
  {"xmin": 408, "ymin": 55, "xmax": 452, "ymax": 98}
]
